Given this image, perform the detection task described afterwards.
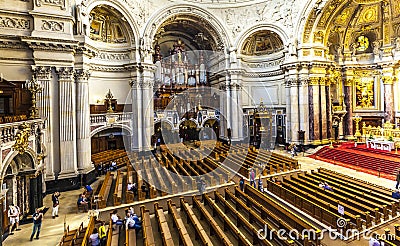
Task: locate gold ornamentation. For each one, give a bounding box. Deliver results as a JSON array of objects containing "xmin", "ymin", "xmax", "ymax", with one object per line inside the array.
[
  {"xmin": 353, "ymin": 0, "xmax": 381, "ymax": 4},
  {"xmin": 382, "ymin": 76, "xmax": 394, "ymax": 85},
  {"xmin": 357, "ymin": 5, "xmax": 378, "ymax": 24},
  {"xmin": 309, "ymin": 77, "xmax": 320, "ymax": 86},
  {"xmin": 344, "ymin": 78, "xmax": 353, "ymax": 86},
  {"xmin": 356, "ymin": 36, "xmax": 370, "ymax": 52},
  {"xmin": 12, "ymin": 123, "xmax": 31, "ymax": 154},
  {"xmin": 354, "ymin": 76, "xmax": 375, "ymax": 109}
]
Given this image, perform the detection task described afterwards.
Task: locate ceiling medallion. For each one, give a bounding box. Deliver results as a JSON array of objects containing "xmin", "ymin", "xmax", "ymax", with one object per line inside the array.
[{"xmin": 353, "ymin": 0, "xmax": 381, "ymax": 4}]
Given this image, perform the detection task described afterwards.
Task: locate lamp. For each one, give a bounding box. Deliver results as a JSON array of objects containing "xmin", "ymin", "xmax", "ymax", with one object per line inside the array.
[
  {"xmin": 25, "ymin": 75, "xmax": 42, "ymax": 119},
  {"xmin": 105, "ymin": 89, "xmax": 114, "ymax": 113},
  {"xmin": 352, "ymin": 115, "xmax": 362, "ymax": 138}
]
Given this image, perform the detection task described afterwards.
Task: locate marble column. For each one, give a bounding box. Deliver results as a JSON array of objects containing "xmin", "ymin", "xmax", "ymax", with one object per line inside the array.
[
  {"xmin": 75, "ymin": 69, "xmax": 92, "ymax": 173},
  {"xmin": 228, "ymin": 70, "xmax": 243, "ymax": 142},
  {"xmin": 284, "ymin": 76, "xmax": 292, "ymax": 143},
  {"xmin": 289, "ymin": 79, "xmax": 299, "ymax": 143},
  {"xmin": 130, "ymin": 79, "xmax": 142, "ymax": 152},
  {"xmin": 34, "ymin": 66, "xmax": 55, "ymax": 180},
  {"xmin": 383, "ymin": 76, "xmax": 395, "ymax": 123},
  {"xmin": 140, "ymin": 64, "xmax": 155, "ymax": 152},
  {"xmin": 326, "ymin": 85, "xmax": 332, "ymax": 139},
  {"xmin": 343, "ymin": 79, "xmax": 353, "ymax": 137},
  {"xmin": 219, "ymin": 81, "xmax": 227, "ymax": 140},
  {"xmin": 320, "ymin": 78, "xmax": 328, "ymax": 141},
  {"xmin": 56, "ymin": 67, "xmax": 78, "ymax": 178}
]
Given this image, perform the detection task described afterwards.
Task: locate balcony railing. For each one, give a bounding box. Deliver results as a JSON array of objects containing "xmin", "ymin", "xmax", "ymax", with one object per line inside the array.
[
  {"xmin": 90, "ymin": 112, "xmax": 133, "ymax": 125},
  {"xmin": 0, "ymin": 118, "xmax": 44, "ymax": 144}
]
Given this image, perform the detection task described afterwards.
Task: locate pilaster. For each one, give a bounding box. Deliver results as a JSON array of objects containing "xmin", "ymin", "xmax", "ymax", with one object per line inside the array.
[
  {"xmin": 382, "ymin": 67, "xmax": 395, "ymax": 123},
  {"xmin": 75, "ymin": 69, "xmax": 92, "ymax": 173},
  {"xmin": 56, "ymin": 67, "xmax": 78, "ymax": 178}
]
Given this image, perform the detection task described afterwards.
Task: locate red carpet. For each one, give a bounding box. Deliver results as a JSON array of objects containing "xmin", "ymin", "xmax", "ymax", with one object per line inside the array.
[{"xmin": 309, "ymin": 143, "xmax": 400, "ymax": 181}]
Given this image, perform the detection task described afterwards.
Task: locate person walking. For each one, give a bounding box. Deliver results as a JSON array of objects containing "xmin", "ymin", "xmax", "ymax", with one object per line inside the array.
[
  {"xmin": 14, "ymin": 204, "xmax": 21, "ymax": 231},
  {"xmin": 249, "ymin": 169, "xmax": 256, "ymax": 188},
  {"xmin": 239, "ymin": 177, "xmax": 245, "ymax": 191},
  {"xmin": 30, "ymin": 208, "xmax": 43, "ymax": 241},
  {"xmin": 52, "ymin": 191, "xmax": 60, "ymax": 219}
]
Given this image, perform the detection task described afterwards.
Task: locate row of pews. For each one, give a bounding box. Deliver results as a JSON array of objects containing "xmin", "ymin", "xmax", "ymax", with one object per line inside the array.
[
  {"xmin": 91, "ymin": 149, "xmax": 132, "ymax": 168},
  {"xmin": 267, "ymin": 168, "xmax": 399, "ymax": 232},
  {"xmin": 136, "ymin": 186, "xmax": 320, "ymax": 246},
  {"xmin": 59, "ymin": 216, "xmax": 96, "ymax": 245}
]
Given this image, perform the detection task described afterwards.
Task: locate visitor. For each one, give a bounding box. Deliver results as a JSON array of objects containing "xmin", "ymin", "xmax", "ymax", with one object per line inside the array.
[
  {"xmin": 369, "ymin": 234, "xmax": 381, "ymax": 246},
  {"xmin": 110, "ymin": 209, "xmax": 123, "ymax": 230},
  {"xmin": 132, "ymin": 213, "xmax": 142, "ymax": 231},
  {"xmin": 125, "ymin": 211, "xmax": 135, "ymax": 229},
  {"xmin": 77, "ymin": 194, "xmax": 89, "ymax": 212},
  {"xmin": 396, "ymin": 171, "xmax": 400, "ymax": 189},
  {"xmin": 98, "ymin": 221, "xmax": 107, "ymax": 246},
  {"xmin": 110, "ymin": 161, "xmax": 117, "ymax": 171},
  {"xmin": 89, "ymin": 227, "xmax": 100, "ymax": 246},
  {"xmin": 8, "ymin": 204, "xmax": 17, "ymax": 235},
  {"xmin": 257, "ymin": 176, "xmax": 263, "ymax": 192},
  {"xmin": 392, "ymin": 190, "xmax": 400, "ymax": 199},
  {"xmin": 141, "ymin": 183, "xmax": 150, "ymax": 199},
  {"xmin": 30, "ymin": 208, "xmax": 43, "ymax": 241},
  {"xmin": 249, "ymin": 169, "xmax": 256, "ymax": 188},
  {"xmin": 323, "ymin": 182, "xmax": 333, "ymax": 191},
  {"xmin": 318, "ymin": 181, "xmax": 325, "ymax": 188},
  {"xmin": 127, "ymin": 182, "xmax": 133, "ymax": 191},
  {"xmin": 52, "ymin": 191, "xmax": 60, "ymax": 219},
  {"xmin": 239, "ymin": 177, "xmax": 244, "ymax": 191},
  {"xmin": 13, "ymin": 204, "xmax": 21, "ymax": 231}
]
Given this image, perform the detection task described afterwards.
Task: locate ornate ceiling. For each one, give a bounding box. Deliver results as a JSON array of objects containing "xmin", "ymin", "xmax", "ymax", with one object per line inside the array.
[
  {"xmin": 89, "ymin": 5, "xmax": 129, "ymax": 44},
  {"xmin": 307, "ymin": 0, "xmax": 400, "ymax": 56},
  {"xmin": 154, "ymin": 15, "xmax": 222, "ymax": 57},
  {"xmin": 241, "ymin": 30, "xmax": 284, "ymax": 56}
]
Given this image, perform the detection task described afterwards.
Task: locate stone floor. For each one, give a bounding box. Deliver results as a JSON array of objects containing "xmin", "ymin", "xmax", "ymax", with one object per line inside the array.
[{"xmin": 3, "ymin": 148, "xmax": 399, "ymax": 246}]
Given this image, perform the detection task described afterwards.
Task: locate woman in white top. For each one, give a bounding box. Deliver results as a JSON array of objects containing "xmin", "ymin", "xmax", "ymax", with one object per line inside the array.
[{"xmin": 89, "ymin": 228, "xmax": 100, "ymax": 246}]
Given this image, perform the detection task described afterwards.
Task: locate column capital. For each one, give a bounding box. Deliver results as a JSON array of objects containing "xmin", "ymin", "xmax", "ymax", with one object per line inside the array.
[
  {"xmin": 56, "ymin": 67, "xmax": 74, "ymax": 82},
  {"xmin": 32, "ymin": 65, "xmax": 52, "ymax": 80},
  {"xmin": 382, "ymin": 76, "xmax": 394, "ymax": 85},
  {"xmin": 344, "ymin": 78, "xmax": 353, "ymax": 86},
  {"xmin": 309, "ymin": 77, "xmax": 320, "ymax": 86},
  {"xmin": 74, "ymin": 69, "xmax": 90, "ymax": 81}
]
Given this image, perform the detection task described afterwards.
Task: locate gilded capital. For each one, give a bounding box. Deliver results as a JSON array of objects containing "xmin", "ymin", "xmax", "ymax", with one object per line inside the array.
[
  {"xmin": 309, "ymin": 77, "xmax": 320, "ymax": 86},
  {"xmin": 382, "ymin": 76, "xmax": 394, "ymax": 85},
  {"xmin": 344, "ymin": 78, "xmax": 353, "ymax": 86}
]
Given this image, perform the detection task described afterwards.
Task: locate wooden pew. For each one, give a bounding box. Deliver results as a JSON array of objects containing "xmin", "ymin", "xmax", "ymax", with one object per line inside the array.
[
  {"xmin": 167, "ymin": 200, "xmax": 194, "ymax": 246},
  {"xmin": 113, "ymin": 170, "xmax": 123, "ymax": 206},
  {"xmin": 154, "ymin": 202, "xmax": 174, "ymax": 246},
  {"xmin": 191, "ymin": 196, "xmax": 233, "ymax": 246},
  {"xmin": 126, "ymin": 227, "xmax": 137, "ymax": 246},
  {"xmin": 82, "ymin": 216, "xmax": 96, "ymax": 246},
  {"xmin": 180, "ymin": 198, "xmax": 213, "ymax": 245},
  {"xmin": 140, "ymin": 205, "xmax": 156, "ymax": 246},
  {"xmin": 98, "ymin": 172, "xmax": 114, "ymax": 209}
]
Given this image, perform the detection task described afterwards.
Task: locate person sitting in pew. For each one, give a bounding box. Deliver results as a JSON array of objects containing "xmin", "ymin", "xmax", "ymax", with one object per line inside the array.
[
  {"xmin": 270, "ymin": 177, "xmax": 281, "ymax": 185},
  {"xmin": 111, "ymin": 209, "xmax": 124, "ymax": 230},
  {"xmin": 392, "ymin": 190, "xmax": 400, "ymax": 199},
  {"xmin": 89, "ymin": 228, "xmax": 100, "ymax": 246},
  {"xmin": 85, "ymin": 184, "xmax": 93, "ymax": 197},
  {"xmin": 132, "ymin": 213, "xmax": 142, "ymax": 231},
  {"xmin": 323, "ymin": 182, "xmax": 333, "ymax": 191},
  {"xmin": 125, "ymin": 211, "xmax": 136, "ymax": 229},
  {"xmin": 77, "ymin": 194, "xmax": 89, "ymax": 212},
  {"xmin": 318, "ymin": 181, "xmax": 325, "ymax": 188},
  {"xmin": 98, "ymin": 221, "xmax": 107, "ymax": 246},
  {"xmin": 141, "ymin": 183, "xmax": 150, "ymax": 199}
]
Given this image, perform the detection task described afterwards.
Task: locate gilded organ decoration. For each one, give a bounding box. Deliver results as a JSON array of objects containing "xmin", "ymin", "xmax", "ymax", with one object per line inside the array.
[
  {"xmin": 357, "ymin": 5, "xmax": 379, "ymax": 24},
  {"xmin": 354, "ymin": 75, "xmax": 375, "ymax": 109},
  {"xmin": 356, "ymin": 35, "xmax": 370, "ymax": 52},
  {"xmin": 12, "ymin": 123, "xmax": 31, "ymax": 154},
  {"xmin": 89, "ymin": 6, "xmax": 127, "ymax": 43}
]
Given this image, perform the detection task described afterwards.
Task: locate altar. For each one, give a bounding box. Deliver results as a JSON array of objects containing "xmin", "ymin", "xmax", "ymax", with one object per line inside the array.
[{"xmin": 366, "ymin": 139, "xmax": 394, "ymax": 151}]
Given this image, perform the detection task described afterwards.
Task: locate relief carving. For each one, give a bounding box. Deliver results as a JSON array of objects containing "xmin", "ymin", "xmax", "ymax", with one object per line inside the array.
[
  {"xmin": 95, "ymin": 52, "xmax": 130, "ymax": 61},
  {"xmin": 36, "ymin": 0, "xmax": 66, "ymax": 9},
  {"xmin": 41, "ymin": 20, "xmax": 64, "ymax": 32},
  {"xmin": 0, "ymin": 16, "xmax": 30, "ymax": 30}
]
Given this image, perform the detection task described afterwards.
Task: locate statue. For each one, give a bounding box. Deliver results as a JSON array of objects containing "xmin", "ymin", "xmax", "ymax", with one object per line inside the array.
[
  {"xmin": 395, "ymin": 37, "xmax": 400, "ymax": 51},
  {"xmin": 372, "ymin": 40, "xmax": 380, "ymax": 57},
  {"xmin": 76, "ymin": 0, "xmax": 88, "ymax": 35},
  {"xmin": 350, "ymin": 43, "xmax": 357, "ymax": 57}
]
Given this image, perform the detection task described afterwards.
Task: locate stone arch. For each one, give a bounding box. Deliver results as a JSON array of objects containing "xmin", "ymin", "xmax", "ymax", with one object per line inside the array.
[
  {"xmin": 86, "ymin": 0, "xmax": 140, "ymax": 48},
  {"xmin": 1, "ymin": 148, "xmax": 37, "ymax": 179},
  {"xmin": 143, "ymin": 4, "xmax": 232, "ymax": 52},
  {"xmin": 235, "ymin": 24, "xmax": 289, "ymax": 51},
  {"xmin": 294, "ymin": 0, "xmax": 318, "ymax": 43},
  {"xmin": 178, "ymin": 118, "xmax": 200, "ymax": 129},
  {"xmin": 154, "ymin": 119, "xmax": 175, "ymax": 130},
  {"xmin": 90, "ymin": 124, "xmax": 132, "ymax": 137},
  {"xmin": 201, "ymin": 116, "xmax": 219, "ymax": 128}
]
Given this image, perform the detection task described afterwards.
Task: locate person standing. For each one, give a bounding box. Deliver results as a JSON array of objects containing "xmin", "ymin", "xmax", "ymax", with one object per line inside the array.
[
  {"xmin": 239, "ymin": 177, "xmax": 244, "ymax": 191},
  {"xmin": 7, "ymin": 204, "xmax": 17, "ymax": 235},
  {"xmin": 14, "ymin": 204, "xmax": 21, "ymax": 231},
  {"xmin": 52, "ymin": 191, "xmax": 60, "ymax": 219},
  {"xmin": 98, "ymin": 221, "xmax": 107, "ymax": 246},
  {"xmin": 249, "ymin": 169, "xmax": 256, "ymax": 188},
  {"xmin": 257, "ymin": 176, "xmax": 263, "ymax": 192},
  {"xmin": 396, "ymin": 171, "xmax": 400, "ymax": 189},
  {"xmin": 30, "ymin": 208, "xmax": 43, "ymax": 241}
]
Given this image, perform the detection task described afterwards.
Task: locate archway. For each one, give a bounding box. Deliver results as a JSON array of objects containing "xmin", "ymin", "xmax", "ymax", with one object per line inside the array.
[
  {"xmin": 1, "ymin": 152, "xmax": 42, "ymax": 226},
  {"xmin": 91, "ymin": 127, "xmax": 130, "ymax": 154},
  {"xmin": 179, "ymin": 120, "xmax": 199, "ymax": 142},
  {"xmin": 153, "ymin": 120, "xmax": 177, "ymax": 145},
  {"xmin": 201, "ymin": 118, "xmax": 219, "ymax": 140}
]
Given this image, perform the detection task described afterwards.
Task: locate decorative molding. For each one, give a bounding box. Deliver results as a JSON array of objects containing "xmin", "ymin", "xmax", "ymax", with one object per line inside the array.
[
  {"xmin": 344, "ymin": 78, "xmax": 353, "ymax": 86},
  {"xmin": 56, "ymin": 67, "xmax": 74, "ymax": 82},
  {"xmin": 309, "ymin": 77, "xmax": 320, "ymax": 86},
  {"xmin": 243, "ymin": 58, "xmax": 284, "ymax": 69},
  {"xmin": 41, "ymin": 20, "xmax": 64, "ymax": 32},
  {"xmin": 94, "ymin": 52, "xmax": 130, "ymax": 61},
  {"xmin": 0, "ymin": 16, "xmax": 30, "ymax": 30},
  {"xmin": 74, "ymin": 69, "xmax": 90, "ymax": 81},
  {"xmin": 382, "ymin": 76, "xmax": 394, "ymax": 85},
  {"xmin": 90, "ymin": 65, "xmax": 129, "ymax": 72},
  {"xmin": 35, "ymin": 0, "xmax": 66, "ymax": 10}
]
